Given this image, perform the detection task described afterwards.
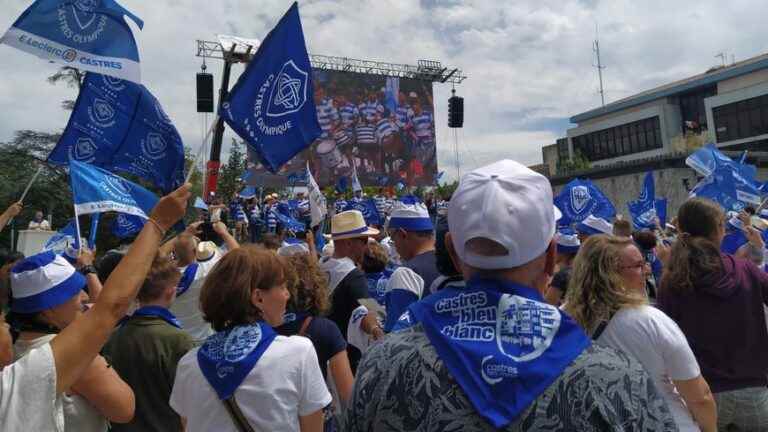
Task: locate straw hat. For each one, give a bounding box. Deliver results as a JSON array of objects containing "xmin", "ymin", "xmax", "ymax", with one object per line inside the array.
[{"xmin": 327, "ymin": 210, "xmax": 379, "ymax": 240}]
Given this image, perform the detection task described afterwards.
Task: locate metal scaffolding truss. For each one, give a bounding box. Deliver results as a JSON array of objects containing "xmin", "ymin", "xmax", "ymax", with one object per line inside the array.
[{"xmin": 196, "ymin": 39, "xmax": 466, "ymax": 84}]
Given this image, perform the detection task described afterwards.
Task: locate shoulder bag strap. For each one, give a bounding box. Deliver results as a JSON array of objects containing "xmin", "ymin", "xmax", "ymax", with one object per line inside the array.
[
  {"xmin": 298, "ymin": 316, "xmax": 314, "ymax": 337},
  {"xmin": 223, "ymin": 395, "xmax": 259, "ymax": 432}
]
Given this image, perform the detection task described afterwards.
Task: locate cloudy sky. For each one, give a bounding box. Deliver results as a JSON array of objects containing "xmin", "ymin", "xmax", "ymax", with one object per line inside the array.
[{"xmin": 1, "ymin": 0, "xmax": 766, "ymax": 182}]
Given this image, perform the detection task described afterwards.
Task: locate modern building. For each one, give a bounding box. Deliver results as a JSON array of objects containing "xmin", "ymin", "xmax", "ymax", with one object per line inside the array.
[{"xmin": 541, "ymin": 51, "xmax": 768, "ymax": 214}]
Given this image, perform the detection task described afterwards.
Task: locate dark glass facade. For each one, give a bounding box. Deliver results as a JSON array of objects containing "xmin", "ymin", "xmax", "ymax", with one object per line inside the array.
[
  {"xmin": 713, "ymin": 93, "xmax": 768, "ymax": 142},
  {"xmin": 572, "ymin": 116, "xmax": 663, "ymax": 162}
]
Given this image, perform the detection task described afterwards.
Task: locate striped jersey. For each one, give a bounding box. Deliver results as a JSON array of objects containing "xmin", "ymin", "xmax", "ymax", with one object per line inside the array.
[
  {"xmin": 359, "ymin": 101, "xmax": 383, "ymax": 123},
  {"xmin": 395, "ymin": 105, "xmax": 414, "ymax": 129},
  {"xmin": 355, "ymin": 124, "xmax": 377, "ymax": 146},
  {"xmin": 412, "ymin": 111, "xmax": 435, "ymax": 143},
  {"xmin": 376, "ymin": 118, "xmax": 396, "ymax": 141},
  {"xmin": 335, "ymin": 199, "xmax": 348, "ymax": 214},
  {"xmin": 339, "ymin": 103, "xmax": 359, "ymax": 128},
  {"xmin": 265, "ymin": 205, "xmax": 278, "ymax": 232},
  {"xmin": 316, "ymin": 98, "xmax": 339, "ymax": 136},
  {"xmin": 373, "ymin": 195, "xmax": 388, "ymax": 216}
]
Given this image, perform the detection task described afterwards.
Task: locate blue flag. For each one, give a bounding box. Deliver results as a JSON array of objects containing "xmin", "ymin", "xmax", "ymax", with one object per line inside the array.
[
  {"xmin": 220, "ymin": 2, "xmax": 321, "ymax": 173},
  {"xmin": 627, "ymin": 172, "xmax": 659, "ymax": 230},
  {"xmin": 274, "ymin": 202, "xmax": 305, "ymax": 232},
  {"xmin": 690, "ymin": 164, "xmax": 762, "ymax": 212},
  {"xmin": 1, "ymin": 0, "xmax": 143, "ymax": 83},
  {"xmin": 655, "ymin": 198, "xmax": 667, "ymax": 228},
  {"xmin": 686, "ymin": 143, "xmax": 758, "ymax": 185},
  {"xmin": 239, "ymin": 186, "xmax": 257, "ymax": 199},
  {"xmin": 42, "ymin": 220, "xmax": 78, "ymax": 254},
  {"xmin": 345, "ymin": 198, "xmax": 382, "ymax": 226},
  {"xmin": 335, "ymin": 176, "xmax": 349, "ymax": 194},
  {"xmin": 88, "ymin": 213, "xmax": 100, "ymax": 249},
  {"xmin": 554, "ymin": 178, "xmax": 616, "ymax": 226},
  {"xmin": 70, "ymin": 160, "xmax": 158, "ymax": 218},
  {"xmin": 48, "ymin": 72, "xmax": 185, "ymax": 192},
  {"xmin": 111, "ymin": 212, "xmax": 144, "ymax": 239}
]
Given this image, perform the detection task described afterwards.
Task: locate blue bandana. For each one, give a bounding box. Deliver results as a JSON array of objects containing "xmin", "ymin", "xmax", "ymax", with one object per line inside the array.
[
  {"xmin": 176, "ymin": 263, "xmax": 199, "ymax": 297},
  {"xmin": 398, "ymin": 277, "xmax": 590, "ymax": 428},
  {"xmin": 365, "ymin": 269, "xmax": 393, "ymax": 305},
  {"xmin": 282, "ymin": 311, "xmax": 311, "ymax": 326},
  {"xmin": 128, "ymin": 306, "xmax": 183, "ymax": 329},
  {"xmin": 197, "ymin": 322, "xmax": 278, "ymax": 400}
]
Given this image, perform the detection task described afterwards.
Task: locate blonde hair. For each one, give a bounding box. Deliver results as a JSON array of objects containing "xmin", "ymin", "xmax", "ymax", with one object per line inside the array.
[{"xmin": 563, "ymin": 235, "xmax": 646, "ymax": 334}]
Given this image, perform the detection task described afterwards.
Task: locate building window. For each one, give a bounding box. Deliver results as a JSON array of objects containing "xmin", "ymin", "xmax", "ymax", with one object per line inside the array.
[
  {"xmin": 713, "ymin": 93, "xmax": 768, "ymax": 142},
  {"xmin": 572, "ymin": 116, "xmax": 662, "ymax": 162},
  {"xmin": 679, "ymin": 86, "xmax": 716, "ymax": 133}
]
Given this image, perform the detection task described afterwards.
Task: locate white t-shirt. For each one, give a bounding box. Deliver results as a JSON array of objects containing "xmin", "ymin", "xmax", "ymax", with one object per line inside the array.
[
  {"xmin": 14, "ymin": 335, "xmax": 108, "ymax": 432},
  {"xmin": 170, "ymin": 251, "xmax": 223, "ymax": 343},
  {"xmin": 28, "ymin": 220, "xmax": 51, "ymax": 230},
  {"xmin": 170, "ymin": 335, "xmax": 331, "ymax": 432},
  {"xmin": 0, "ymin": 343, "xmax": 64, "ymax": 432},
  {"xmin": 598, "ymin": 305, "xmax": 702, "ymax": 432}
]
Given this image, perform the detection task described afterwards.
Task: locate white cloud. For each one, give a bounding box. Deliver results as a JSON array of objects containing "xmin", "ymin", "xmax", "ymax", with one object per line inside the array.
[{"xmin": 0, "ymin": 0, "xmax": 766, "ymax": 184}]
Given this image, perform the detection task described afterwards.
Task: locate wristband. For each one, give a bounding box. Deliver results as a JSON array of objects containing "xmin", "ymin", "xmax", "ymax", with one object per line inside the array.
[
  {"xmin": 80, "ymin": 264, "xmax": 97, "ymax": 275},
  {"xmin": 147, "ymin": 218, "xmax": 167, "ymax": 237}
]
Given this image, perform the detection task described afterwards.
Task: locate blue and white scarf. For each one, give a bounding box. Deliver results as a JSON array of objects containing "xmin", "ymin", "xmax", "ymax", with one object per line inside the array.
[
  {"xmin": 128, "ymin": 306, "xmax": 182, "ymax": 329},
  {"xmin": 197, "ymin": 322, "xmax": 277, "ymax": 400},
  {"xmin": 397, "ymin": 277, "xmax": 590, "ymax": 428},
  {"xmin": 176, "ymin": 263, "xmax": 199, "ymax": 297}
]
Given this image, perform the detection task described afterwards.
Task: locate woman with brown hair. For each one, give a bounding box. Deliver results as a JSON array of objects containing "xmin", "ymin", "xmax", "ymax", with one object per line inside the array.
[
  {"xmin": 658, "ymin": 198, "xmax": 768, "ymax": 431},
  {"xmin": 170, "ymin": 246, "xmax": 330, "ymax": 432},
  {"xmin": 565, "ymin": 234, "xmax": 716, "ymax": 432},
  {"xmin": 277, "ymin": 253, "xmax": 354, "ymax": 429}
]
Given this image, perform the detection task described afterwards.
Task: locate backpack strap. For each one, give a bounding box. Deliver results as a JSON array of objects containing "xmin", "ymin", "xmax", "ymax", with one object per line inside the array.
[
  {"xmin": 298, "ymin": 316, "xmax": 314, "ymax": 337},
  {"xmin": 223, "ymin": 395, "xmax": 258, "ymax": 432}
]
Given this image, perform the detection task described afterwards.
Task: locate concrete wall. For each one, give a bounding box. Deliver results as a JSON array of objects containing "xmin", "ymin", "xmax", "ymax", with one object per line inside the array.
[
  {"xmin": 718, "ymin": 68, "xmax": 768, "ymax": 94},
  {"xmin": 552, "ymin": 166, "xmax": 768, "ymax": 222},
  {"xmin": 542, "ymin": 143, "xmax": 558, "ymax": 175}
]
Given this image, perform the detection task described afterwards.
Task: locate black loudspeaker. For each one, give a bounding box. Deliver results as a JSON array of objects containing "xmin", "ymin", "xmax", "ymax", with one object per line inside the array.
[
  {"xmin": 196, "ymin": 72, "xmax": 214, "ymax": 113},
  {"xmin": 448, "ymin": 94, "xmax": 464, "ymax": 128}
]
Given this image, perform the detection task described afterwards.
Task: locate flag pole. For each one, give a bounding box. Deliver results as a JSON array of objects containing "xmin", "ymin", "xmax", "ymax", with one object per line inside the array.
[
  {"xmin": 72, "ymin": 205, "xmax": 82, "ymax": 253},
  {"xmin": 19, "ymin": 166, "xmax": 44, "ymax": 202},
  {"xmin": 186, "ymin": 117, "xmax": 218, "ymax": 184}
]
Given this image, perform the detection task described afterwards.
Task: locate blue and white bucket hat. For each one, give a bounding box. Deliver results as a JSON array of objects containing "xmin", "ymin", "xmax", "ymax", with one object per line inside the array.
[
  {"xmin": 10, "ymin": 251, "xmax": 86, "ymax": 313},
  {"xmin": 575, "ymin": 215, "xmax": 613, "ymax": 236},
  {"xmin": 387, "ymin": 200, "xmax": 433, "ymax": 232},
  {"xmin": 556, "ymin": 229, "xmax": 581, "ymax": 255}
]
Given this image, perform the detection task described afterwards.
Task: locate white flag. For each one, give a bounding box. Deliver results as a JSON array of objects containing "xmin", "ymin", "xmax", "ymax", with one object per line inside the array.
[
  {"xmin": 307, "ymin": 163, "xmax": 327, "ymax": 227},
  {"xmin": 352, "ymin": 163, "xmax": 363, "ymax": 193}
]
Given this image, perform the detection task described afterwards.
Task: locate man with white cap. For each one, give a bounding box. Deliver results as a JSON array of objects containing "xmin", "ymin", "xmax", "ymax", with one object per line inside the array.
[
  {"xmin": 320, "ymin": 210, "xmax": 383, "ymax": 372},
  {"xmin": 387, "ymin": 199, "xmax": 439, "ymax": 291},
  {"xmin": 345, "ymin": 160, "xmax": 676, "ymax": 431}
]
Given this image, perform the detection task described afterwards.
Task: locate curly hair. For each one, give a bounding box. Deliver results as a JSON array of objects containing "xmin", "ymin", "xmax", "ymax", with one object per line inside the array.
[
  {"xmin": 563, "ymin": 235, "xmax": 646, "ymax": 335},
  {"xmin": 283, "ymin": 254, "xmax": 330, "ymax": 316}
]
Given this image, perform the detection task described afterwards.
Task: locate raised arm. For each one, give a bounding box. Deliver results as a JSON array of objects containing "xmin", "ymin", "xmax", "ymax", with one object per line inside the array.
[
  {"xmin": 50, "ymin": 184, "xmax": 191, "ymax": 393},
  {"xmin": 0, "ymin": 202, "xmax": 22, "ymax": 233},
  {"xmin": 213, "ymin": 221, "xmax": 239, "ymax": 251}
]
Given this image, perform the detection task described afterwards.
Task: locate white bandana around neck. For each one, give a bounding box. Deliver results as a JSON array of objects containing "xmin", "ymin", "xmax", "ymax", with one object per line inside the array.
[
  {"xmin": 319, "ymin": 256, "xmax": 357, "ymax": 294},
  {"xmin": 396, "ymin": 277, "xmax": 591, "ymax": 428}
]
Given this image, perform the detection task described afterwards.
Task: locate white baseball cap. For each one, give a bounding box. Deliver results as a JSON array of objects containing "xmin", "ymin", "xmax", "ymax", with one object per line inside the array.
[{"xmin": 447, "ymin": 160, "xmax": 561, "ymax": 270}]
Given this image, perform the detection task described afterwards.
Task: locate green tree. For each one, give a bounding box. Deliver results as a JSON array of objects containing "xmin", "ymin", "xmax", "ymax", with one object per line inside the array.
[
  {"xmin": 217, "ymin": 139, "xmax": 247, "ymax": 201},
  {"xmin": 558, "ymin": 151, "xmax": 591, "ymax": 175}
]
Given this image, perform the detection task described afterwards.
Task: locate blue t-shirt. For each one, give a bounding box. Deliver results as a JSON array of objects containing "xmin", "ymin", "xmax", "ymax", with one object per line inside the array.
[{"xmin": 275, "ymin": 315, "xmax": 346, "ymax": 380}]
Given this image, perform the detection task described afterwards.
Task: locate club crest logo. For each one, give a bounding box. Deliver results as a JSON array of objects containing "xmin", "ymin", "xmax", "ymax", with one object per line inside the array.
[
  {"xmin": 267, "ymin": 60, "xmax": 309, "ymax": 118},
  {"xmin": 116, "ymin": 214, "xmax": 135, "ymax": 229},
  {"xmin": 88, "ymin": 98, "xmax": 116, "ymax": 128},
  {"xmin": 223, "ymin": 325, "xmax": 262, "ymax": 362},
  {"xmin": 496, "ymin": 294, "xmax": 561, "ymax": 362},
  {"xmin": 62, "ymin": 49, "xmax": 77, "ymax": 62},
  {"xmin": 570, "ymin": 185, "xmax": 591, "ymax": 214},
  {"xmin": 58, "ymin": 0, "xmax": 107, "ymax": 44},
  {"xmin": 71, "ymin": 137, "xmax": 97, "ymax": 162},
  {"xmin": 102, "ymin": 75, "xmax": 125, "ymax": 92},
  {"xmin": 141, "ymin": 132, "xmax": 167, "ymax": 160},
  {"xmin": 104, "ymin": 176, "xmax": 130, "ymax": 198},
  {"xmin": 637, "ymin": 207, "xmax": 657, "ymax": 225}
]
